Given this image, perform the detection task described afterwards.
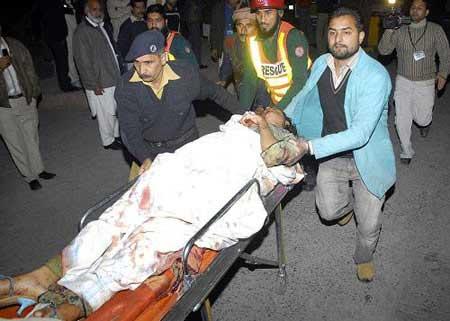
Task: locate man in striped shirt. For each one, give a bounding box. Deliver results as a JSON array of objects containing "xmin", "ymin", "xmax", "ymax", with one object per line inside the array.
[{"xmin": 378, "ymin": 0, "xmax": 450, "ymax": 165}]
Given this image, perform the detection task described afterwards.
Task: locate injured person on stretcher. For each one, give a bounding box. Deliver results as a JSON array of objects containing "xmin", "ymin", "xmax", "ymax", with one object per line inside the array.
[{"xmin": 0, "ymin": 108, "xmax": 308, "ymax": 321}]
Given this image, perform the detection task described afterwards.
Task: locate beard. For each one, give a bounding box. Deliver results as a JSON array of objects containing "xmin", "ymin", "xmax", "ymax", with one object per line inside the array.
[
  {"xmin": 150, "ymin": 26, "xmax": 169, "ymax": 38},
  {"xmin": 87, "ymin": 12, "xmax": 104, "ymax": 24},
  {"xmin": 258, "ymin": 16, "xmax": 280, "ymax": 39},
  {"xmin": 329, "ymin": 43, "xmax": 359, "ymax": 60}
]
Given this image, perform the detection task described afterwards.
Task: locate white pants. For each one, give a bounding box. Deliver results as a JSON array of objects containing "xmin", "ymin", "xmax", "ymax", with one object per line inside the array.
[
  {"xmin": 0, "ymin": 97, "xmax": 44, "ymax": 182},
  {"xmin": 85, "ymin": 87, "xmax": 119, "ymax": 146},
  {"xmin": 394, "ymin": 75, "xmax": 435, "ymax": 159},
  {"xmin": 65, "ymin": 13, "xmax": 79, "ymax": 85}
]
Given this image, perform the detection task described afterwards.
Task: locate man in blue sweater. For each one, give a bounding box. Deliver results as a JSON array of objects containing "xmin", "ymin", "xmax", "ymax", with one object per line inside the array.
[{"xmin": 285, "ymin": 7, "xmax": 396, "ymax": 282}]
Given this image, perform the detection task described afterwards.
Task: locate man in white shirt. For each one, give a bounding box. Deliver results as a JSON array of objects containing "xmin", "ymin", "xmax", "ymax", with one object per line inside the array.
[{"xmin": 0, "ymin": 26, "xmax": 56, "ymax": 190}]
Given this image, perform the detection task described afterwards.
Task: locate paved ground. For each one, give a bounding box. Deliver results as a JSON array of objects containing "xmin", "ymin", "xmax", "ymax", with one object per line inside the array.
[{"xmin": 1, "ymin": 50, "xmax": 450, "ymax": 321}]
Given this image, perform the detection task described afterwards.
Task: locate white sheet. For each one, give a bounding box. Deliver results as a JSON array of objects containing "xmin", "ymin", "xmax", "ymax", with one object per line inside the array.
[{"xmin": 58, "ymin": 116, "xmax": 303, "ymax": 310}]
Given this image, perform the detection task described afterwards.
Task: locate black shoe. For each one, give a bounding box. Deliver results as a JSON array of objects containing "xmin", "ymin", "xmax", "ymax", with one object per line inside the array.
[
  {"xmin": 29, "ymin": 180, "xmax": 42, "ymax": 190},
  {"xmin": 104, "ymin": 140, "xmax": 122, "ymax": 150},
  {"xmin": 400, "ymin": 158, "xmax": 411, "ymax": 165},
  {"xmin": 115, "ymin": 136, "xmax": 123, "ymax": 144},
  {"xmin": 199, "ymin": 64, "xmax": 208, "ymax": 69},
  {"xmin": 39, "ymin": 171, "xmax": 56, "ymax": 180},
  {"xmin": 419, "ymin": 126, "xmax": 430, "ymax": 137}
]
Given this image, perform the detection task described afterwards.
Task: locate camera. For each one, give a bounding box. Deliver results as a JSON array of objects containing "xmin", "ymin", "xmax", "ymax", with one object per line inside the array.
[{"xmin": 382, "ymin": 13, "xmax": 411, "ymax": 29}]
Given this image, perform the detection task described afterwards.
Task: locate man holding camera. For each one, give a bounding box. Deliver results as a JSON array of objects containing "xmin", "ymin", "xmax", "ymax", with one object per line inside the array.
[{"xmin": 378, "ymin": 0, "xmax": 450, "ymax": 165}]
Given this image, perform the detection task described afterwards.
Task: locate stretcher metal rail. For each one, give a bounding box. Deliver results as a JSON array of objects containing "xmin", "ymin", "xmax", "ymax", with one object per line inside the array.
[{"xmin": 79, "ymin": 178, "xmax": 290, "ymax": 321}]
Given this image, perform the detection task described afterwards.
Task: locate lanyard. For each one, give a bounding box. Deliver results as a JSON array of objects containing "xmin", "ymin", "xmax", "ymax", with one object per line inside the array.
[{"xmin": 408, "ymin": 22, "xmax": 428, "ymax": 51}]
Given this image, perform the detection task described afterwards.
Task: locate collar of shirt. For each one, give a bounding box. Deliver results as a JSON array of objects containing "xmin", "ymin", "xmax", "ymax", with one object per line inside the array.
[
  {"xmin": 326, "ymin": 47, "xmax": 361, "ymax": 89},
  {"xmin": 85, "ymin": 16, "xmax": 104, "ymax": 28},
  {"xmin": 129, "ymin": 63, "xmax": 180, "ymax": 99},
  {"xmin": 410, "ymin": 18, "xmax": 427, "ymax": 29},
  {"xmin": 130, "ymin": 14, "xmax": 144, "ymax": 23}
]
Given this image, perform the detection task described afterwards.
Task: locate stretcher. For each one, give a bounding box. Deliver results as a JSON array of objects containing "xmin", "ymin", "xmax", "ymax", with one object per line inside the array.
[{"xmin": 1, "ymin": 178, "xmax": 290, "ymax": 321}]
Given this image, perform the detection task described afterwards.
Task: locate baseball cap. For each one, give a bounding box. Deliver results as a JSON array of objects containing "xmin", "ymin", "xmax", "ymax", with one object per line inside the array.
[{"xmin": 125, "ymin": 30, "xmax": 165, "ymax": 62}]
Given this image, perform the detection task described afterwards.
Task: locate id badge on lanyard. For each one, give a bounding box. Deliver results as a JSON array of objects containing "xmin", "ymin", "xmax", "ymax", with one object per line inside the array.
[
  {"xmin": 409, "ymin": 23, "xmax": 427, "ymax": 62},
  {"xmin": 413, "ymin": 50, "xmax": 426, "ymax": 61}
]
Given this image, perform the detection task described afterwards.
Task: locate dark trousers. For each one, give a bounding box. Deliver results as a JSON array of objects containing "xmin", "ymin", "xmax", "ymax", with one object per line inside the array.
[
  {"xmin": 48, "ymin": 39, "xmax": 72, "ymax": 91},
  {"xmin": 187, "ymin": 22, "xmax": 202, "ymax": 65}
]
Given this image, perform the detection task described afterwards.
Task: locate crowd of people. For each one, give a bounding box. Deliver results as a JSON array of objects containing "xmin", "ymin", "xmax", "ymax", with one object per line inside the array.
[{"xmin": 1, "ymin": 0, "xmax": 450, "ymax": 319}]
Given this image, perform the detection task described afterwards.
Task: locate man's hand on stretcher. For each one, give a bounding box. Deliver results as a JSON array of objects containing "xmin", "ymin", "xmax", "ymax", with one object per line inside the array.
[{"xmin": 139, "ymin": 159, "xmax": 153, "ymax": 174}]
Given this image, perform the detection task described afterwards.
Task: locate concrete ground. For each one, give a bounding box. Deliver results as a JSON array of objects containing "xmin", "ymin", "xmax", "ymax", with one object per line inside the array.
[{"xmin": 1, "ymin": 48, "xmax": 450, "ymax": 321}]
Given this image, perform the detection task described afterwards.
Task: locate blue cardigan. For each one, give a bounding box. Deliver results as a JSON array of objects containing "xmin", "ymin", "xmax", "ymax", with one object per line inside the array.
[{"xmin": 285, "ymin": 49, "xmax": 396, "ymax": 199}]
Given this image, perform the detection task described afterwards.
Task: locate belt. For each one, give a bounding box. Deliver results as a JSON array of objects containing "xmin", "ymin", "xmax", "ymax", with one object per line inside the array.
[
  {"xmin": 145, "ymin": 127, "xmax": 199, "ymax": 149},
  {"xmin": 8, "ymin": 93, "xmax": 23, "ymax": 99}
]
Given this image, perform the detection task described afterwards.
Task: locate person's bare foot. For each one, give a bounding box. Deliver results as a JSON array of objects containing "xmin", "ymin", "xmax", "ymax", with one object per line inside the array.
[
  {"xmin": 0, "ymin": 266, "xmax": 59, "ymax": 299},
  {"xmin": 33, "ymin": 303, "xmax": 82, "ymax": 321}
]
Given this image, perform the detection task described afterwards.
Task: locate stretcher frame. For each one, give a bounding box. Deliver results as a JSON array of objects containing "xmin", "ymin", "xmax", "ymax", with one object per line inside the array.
[{"xmin": 79, "ymin": 177, "xmax": 290, "ymax": 321}]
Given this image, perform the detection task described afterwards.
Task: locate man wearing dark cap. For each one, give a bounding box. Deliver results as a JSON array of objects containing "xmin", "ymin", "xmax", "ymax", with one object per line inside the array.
[{"xmin": 115, "ymin": 30, "xmax": 243, "ymax": 164}]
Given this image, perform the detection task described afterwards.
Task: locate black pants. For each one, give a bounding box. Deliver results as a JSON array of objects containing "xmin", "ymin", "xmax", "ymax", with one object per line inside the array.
[{"xmin": 48, "ymin": 39, "xmax": 72, "ymax": 91}]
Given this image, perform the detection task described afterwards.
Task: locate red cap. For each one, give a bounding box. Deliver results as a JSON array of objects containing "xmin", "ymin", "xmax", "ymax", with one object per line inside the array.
[{"xmin": 250, "ymin": 0, "xmax": 285, "ymax": 9}]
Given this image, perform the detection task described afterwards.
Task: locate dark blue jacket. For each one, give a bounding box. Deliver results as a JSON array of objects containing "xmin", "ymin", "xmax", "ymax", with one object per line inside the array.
[{"xmin": 115, "ymin": 61, "xmax": 243, "ymax": 162}]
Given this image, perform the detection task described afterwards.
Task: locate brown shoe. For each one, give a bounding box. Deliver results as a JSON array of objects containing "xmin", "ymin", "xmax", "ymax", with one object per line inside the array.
[
  {"xmin": 337, "ymin": 211, "xmax": 353, "ymax": 226},
  {"xmin": 357, "ymin": 261, "xmax": 375, "ymax": 282}
]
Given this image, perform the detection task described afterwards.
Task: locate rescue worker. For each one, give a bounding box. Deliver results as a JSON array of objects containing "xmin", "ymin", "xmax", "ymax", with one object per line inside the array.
[
  {"xmin": 146, "ymin": 4, "xmax": 198, "ymax": 67},
  {"xmin": 239, "ymin": 0, "xmax": 309, "ymax": 110},
  {"xmin": 115, "ymin": 30, "xmax": 243, "ymax": 165}
]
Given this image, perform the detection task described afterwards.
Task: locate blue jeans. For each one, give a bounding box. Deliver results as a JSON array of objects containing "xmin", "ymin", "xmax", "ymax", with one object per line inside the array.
[{"xmin": 315, "ymin": 157, "xmax": 385, "ymax": 264}]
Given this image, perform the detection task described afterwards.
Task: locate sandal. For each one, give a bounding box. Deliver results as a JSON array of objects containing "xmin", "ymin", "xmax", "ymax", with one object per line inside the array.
[{"xmin": 0, "ymin": 275, "xmax": 36, "ymax": 316}]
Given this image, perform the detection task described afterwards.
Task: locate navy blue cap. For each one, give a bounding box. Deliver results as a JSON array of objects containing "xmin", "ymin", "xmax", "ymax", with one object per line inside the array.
[{"xmin": 125, "ymin": 30, "xmax": 165, "ymax": 62}]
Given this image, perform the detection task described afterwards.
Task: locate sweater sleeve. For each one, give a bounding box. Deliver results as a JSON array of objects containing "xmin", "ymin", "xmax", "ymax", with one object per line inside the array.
[
  {"xmin": 276, "ymin": 29, "xmax": 309, "ymax": 110},
  {"xmin": 197, "ymin": 74, "xmax": 245, "ymax": 114},
  {"xmin": 378, "ymin": 29, "xmax": 399, "ymax": 55},
  {"xmin": 238, "ymin": 50, "xmax": 259, "ymax": 110},
  {"xmin": 435, "ymin": 25, "xmax": 450, "ymax": 78}
]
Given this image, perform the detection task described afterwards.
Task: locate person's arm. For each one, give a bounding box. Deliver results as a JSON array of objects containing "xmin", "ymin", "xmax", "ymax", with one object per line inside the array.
[
  {"xmin": 173, "ymin": 35, "xmax": 198, "ymax": 67},
  {"xmin": 117, "ymin": 20, "xmax": 129, "ymax": 59},
  {"xmin": 377, "ymin": 29, "xmax": 398, "ymax": 55},
  {"xmin": 435, "ymin": 24, "xmax": 450, "ymax": 90},
  {"xmin": 238, "ymin": 50, "xmax": 259, "ymax": 110},
  {"xmin": 197, "ymin": 73, "xmax": 245, "ymax": 114},
  {"xmin": 310, "ymin": 69, "xmax": 392, "ymax": 159},
  {"xmin": 15, "ymin": 40, "xmax": 41, "ymax": 98},
  {"xmin": 240, "ymin": 113, "xmax": 309, "ymax": 167},
  {"xmin": 276, "ymin": 29, "xmax": 309, "ymax": 109},
  {"xmin": 73, "ymin": 29, "xmax": 99, "ymax": 91},
  {"xmin": 115, "ymin": 80, "xmax": 153, "ymax": 164}
]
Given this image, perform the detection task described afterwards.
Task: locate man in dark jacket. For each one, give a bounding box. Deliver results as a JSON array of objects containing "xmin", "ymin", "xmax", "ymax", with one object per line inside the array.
[
  {"xmin": 210, "ymin": 0, "xmax": 242, "ymax": 63},
  {"xmin": 117, "ymin": 0, "xmax": 147, "ymax": 61},
  {"xmin": 73, "ymin": 0, "xmax": 122, "ymax": 150},
  {"xmin": 116, "ymin": 30, "xmax": 243, "ymax": 163},
  {"xmin": 0, "ymin": 26, "xmax": 56, "ymax": 190},
  {"xmin": 182, "ymin": 0, "xmax": 207, "ymax": 68},
  {"xmin": 37, "ymin": 0, "xmax": 79, "ymax": 92}
]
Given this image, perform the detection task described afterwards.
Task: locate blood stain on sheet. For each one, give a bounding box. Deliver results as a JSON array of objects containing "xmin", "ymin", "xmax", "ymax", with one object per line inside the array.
[{"xmin": 139, "ymin": 186, "xmax": 151, "ymax": 210}]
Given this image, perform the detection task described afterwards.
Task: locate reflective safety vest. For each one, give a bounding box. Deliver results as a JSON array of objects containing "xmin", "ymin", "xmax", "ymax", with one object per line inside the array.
[
  {"xmin": 165, "ymin": 31, "xmax": 177, "ymax": 61},
  {"xmin": 248, "ymin": 21, "xmax": 294, "ymax": 104},
  {"xmin": 248, "ymin": 21, "xmax": 311, "ymax": 104}
]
